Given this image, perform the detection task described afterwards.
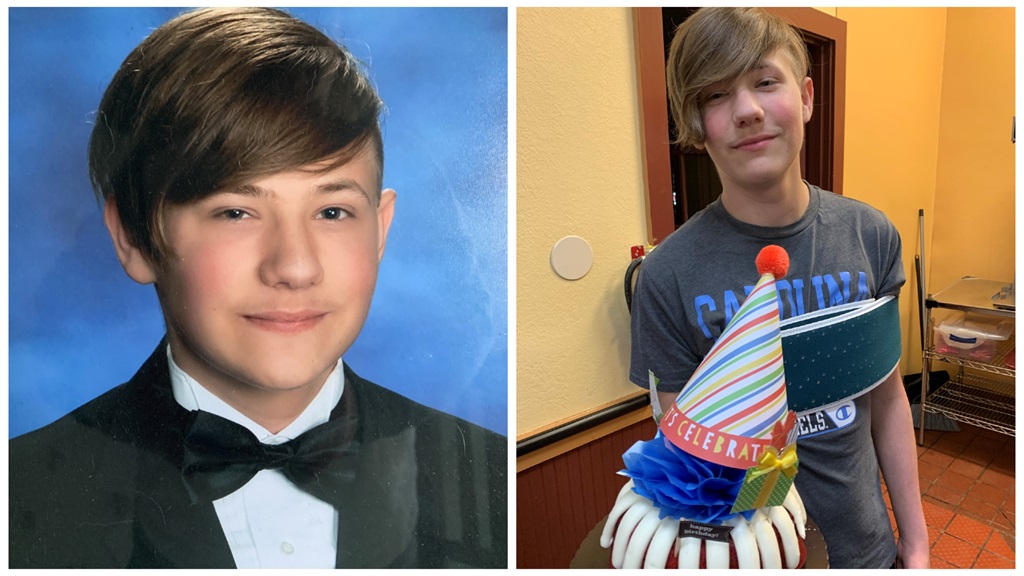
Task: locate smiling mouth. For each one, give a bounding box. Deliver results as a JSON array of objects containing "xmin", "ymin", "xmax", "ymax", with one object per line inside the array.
[
  {"xmin": 243, "ymin": 311, "xmax": 328, "ymax": 333},
  {"xmin": 734, "ymin": 135, "xmax": 775, "ymax": 150}
]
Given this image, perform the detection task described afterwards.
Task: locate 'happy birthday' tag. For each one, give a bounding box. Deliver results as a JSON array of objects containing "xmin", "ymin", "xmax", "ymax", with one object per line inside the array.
[{"xmin": 678, "ymin": 520, "xmax": 731, "ymax": 543}]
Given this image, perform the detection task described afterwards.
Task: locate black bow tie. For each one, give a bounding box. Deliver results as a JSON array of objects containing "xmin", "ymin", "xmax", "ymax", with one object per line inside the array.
[{"xmin": 181, "ymin": 409, "xmax": 360, "ymax": 505}]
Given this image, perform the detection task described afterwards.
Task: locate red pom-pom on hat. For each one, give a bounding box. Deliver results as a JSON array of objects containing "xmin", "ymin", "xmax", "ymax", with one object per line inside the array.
[{"xmin": 756, "ymin": 245, "xmax": 789, "ymax": 279}]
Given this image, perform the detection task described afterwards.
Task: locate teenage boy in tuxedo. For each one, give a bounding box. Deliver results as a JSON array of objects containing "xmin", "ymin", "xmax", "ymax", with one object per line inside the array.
[{"xmin": 9, "ymin": 7, "xmax": 506, "ymax": 568}]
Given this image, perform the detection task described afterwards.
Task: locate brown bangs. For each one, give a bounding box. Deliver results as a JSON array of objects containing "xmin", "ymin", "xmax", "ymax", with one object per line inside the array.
[
  {"xmin": 666, "ymin": 8, "xmax": 809, "ymax": 148},
  {"xmin": 89, "ymin": 8, "xmax": 384, "ymax": 264}
]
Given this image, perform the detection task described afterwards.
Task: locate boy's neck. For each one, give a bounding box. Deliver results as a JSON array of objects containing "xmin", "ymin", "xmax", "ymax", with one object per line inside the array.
[
  {"xmin": 719, "ymin": 172, "xmax": 810, "ymax": 228},
  {"xmin": 207, "ymin": 381, "xmax": 329, "ymax": 435},
  {"xmin": 168, "ymin": 344, "xmax": 336, "ymax": 435}
]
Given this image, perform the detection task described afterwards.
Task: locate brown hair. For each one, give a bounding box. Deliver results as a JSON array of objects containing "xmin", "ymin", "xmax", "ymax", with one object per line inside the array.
[
  {"xmin": 88, "ymin": 7, "xmax": 384, "ymax": 264},
  {"xmin": 666, "ymin": 8, "xmax": 809, "ymax": 148}
]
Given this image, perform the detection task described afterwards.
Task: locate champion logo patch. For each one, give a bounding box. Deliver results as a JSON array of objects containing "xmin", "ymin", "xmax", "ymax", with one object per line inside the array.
[{"xmin": 796, "ymin": 401, "xmax": 856, "ymax": 438}]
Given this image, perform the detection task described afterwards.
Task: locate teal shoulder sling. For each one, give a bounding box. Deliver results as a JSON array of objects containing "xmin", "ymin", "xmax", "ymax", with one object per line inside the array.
[{"xmin": 780, "ymin": 296, "xmax": 902, "ymax": 415}]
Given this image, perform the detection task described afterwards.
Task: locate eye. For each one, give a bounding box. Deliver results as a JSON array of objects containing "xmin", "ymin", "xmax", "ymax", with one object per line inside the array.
[
  {"xmin": 701, "ymin": 91, "xmax": 728, "ymax": 106},
  {"xmin": 317, "ymin": 207, "xmax": 350, "ymax": 221},
  {"xmin": 756, "ymin": 77, "xmax": 779, "ymax": 88},
  {"xmin": 218, "ymin": 208, "xmax": 250, "ymax": 221}
]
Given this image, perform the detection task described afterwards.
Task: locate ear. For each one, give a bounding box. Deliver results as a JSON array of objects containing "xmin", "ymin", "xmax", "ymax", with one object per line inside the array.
[
  {"xmin": 375, "ymin": 189, "xmax": 397, "ymax": 261},
  {"xmin": 103, "ymin": 200, "xmax": 157, "ymax": 285},
  {"xmin": 801, "ymin": 76, "xmax": 814, "ymax": 123}
]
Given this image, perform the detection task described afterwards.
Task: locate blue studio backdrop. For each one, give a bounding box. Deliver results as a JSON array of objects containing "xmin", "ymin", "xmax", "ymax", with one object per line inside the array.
[{"xmin": 9, "ymin": 8, "xmax": 508, "ymax": 437}]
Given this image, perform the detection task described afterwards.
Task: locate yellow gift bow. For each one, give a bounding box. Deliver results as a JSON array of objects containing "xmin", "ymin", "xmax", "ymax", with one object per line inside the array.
[{"xmin": 749, "ymin": 444, "xmax": 798, "ymax": 479}]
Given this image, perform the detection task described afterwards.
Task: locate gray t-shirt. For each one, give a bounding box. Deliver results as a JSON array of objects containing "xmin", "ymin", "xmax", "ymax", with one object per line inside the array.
[{"xmin": 629, "ymin": 183, "xmax": 905, "ymax": 568}]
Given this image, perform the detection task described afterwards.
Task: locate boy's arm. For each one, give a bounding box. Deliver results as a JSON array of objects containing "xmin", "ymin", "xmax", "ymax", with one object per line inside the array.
[
  {"xmin": 655, "ymin": 389, "xmax": 677, "ymax": 419},
  {"xmin": 870, "ymin": 366, "xmax": 930, "ymax": 568}
]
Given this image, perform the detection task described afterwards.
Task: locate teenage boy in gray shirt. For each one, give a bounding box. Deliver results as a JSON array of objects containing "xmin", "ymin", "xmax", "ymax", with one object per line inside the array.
[{"xmin": 630, "ymin": 7, "xmax": 927, "ymax": 568}]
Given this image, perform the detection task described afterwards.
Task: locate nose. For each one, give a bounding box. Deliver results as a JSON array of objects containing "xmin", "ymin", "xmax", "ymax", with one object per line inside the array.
[
  {"xmin": 259, "ymin": 220, "xmax": 324, "ymax": 289},
  {"xmin": 732, "ymin": 88, "xmax": 764, "ymax": 127}
]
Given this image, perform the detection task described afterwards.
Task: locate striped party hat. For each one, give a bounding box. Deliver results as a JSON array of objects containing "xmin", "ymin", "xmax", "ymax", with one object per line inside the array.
[{"xmin": 658, "ymin": 245, "xmax": 795, "ymax": 470}]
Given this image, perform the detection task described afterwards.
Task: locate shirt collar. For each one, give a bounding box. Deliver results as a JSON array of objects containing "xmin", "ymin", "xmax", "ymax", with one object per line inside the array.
[{"xmin": 167, "ymin": 344, "xmax": 345, "ymax": 443}]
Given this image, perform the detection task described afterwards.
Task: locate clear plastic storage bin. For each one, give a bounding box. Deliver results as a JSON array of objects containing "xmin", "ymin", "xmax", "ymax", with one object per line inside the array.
[{"xmin": 933, "ymin": 311, "xmax": 1014, "ymax": 363}]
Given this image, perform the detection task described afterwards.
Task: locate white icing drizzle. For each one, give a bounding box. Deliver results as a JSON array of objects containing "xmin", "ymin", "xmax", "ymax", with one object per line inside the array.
[
  {"xmin": 675, "ymin": 537, "xmax": 702, "ymax": 569},
  {"xmin": 725, "ymin": 515, "xmax": 761, "ymax": 568},
  {"xmin": 611, "ymin": 498, "xmax": 653, "ymax": 568},
  {"xmin": 644, "ymin": 516, "xmax": 679, "ymax": 569},
  {"xmin": 600, "ymin": 480, "xmax": 810, "ymax": 569},
  {"xmin": 782, "ymin": 484, "xmax": 807, "ymax": 539},
  {"xmin": 704, "ymin": 539, "xmax": 730, "ymax": 569},
  {"xmin": 623, "ymin": 508, "xmax": 663, "ymax": 568},
  {"xmin": 768, "ymin": 505, "xmax": 801, "ymax": 568},
  {"xmin": 750, "ymin": 510, "xmax": 782, "ymax": 569},
  {"xmin": 600, "ymin": 480, "xmax": 642, "ymax": 548}
]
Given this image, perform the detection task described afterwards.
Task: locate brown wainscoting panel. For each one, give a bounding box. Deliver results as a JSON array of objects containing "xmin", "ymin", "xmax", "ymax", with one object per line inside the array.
[{"xmin": 516, "ymin": 416, "xmax": 657, "ymax": 568}]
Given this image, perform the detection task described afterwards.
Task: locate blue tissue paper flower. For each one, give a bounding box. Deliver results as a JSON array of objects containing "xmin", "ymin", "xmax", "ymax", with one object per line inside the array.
[{"xmin": 621, "ymin": 432, "xmax": 752, "ymax": 524}]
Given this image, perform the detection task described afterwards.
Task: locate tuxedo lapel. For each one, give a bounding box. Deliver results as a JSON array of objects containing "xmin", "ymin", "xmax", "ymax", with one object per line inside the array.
[
  {"xmin": 333, "ymin": 367, "xmax": 420, "ymax": 568},
  {"xmin": 120, "ymin": 343, "xmax": 238, "ymax": 568},
  {"xmin": 130, "ymin": 460, "xmax": 236, "ymax": 568},
  {"xmin": 332, "ymin": 425, "xmax": 419, "ymax": 568}
]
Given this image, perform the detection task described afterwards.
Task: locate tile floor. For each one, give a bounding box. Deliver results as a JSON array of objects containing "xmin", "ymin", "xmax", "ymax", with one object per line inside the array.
[{"xmin": 882, "ymin": 421, "xmax": 1015, "ymax": 568}]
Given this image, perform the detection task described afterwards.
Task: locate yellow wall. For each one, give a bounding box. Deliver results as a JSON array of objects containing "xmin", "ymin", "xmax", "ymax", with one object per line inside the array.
[
  {"xmin": 838, "ymin": 7, "xmax": 1015, "ymax": 372},
  {"xmin": 837, "ymin": 7, "xmax": 948, "ymax": 373},
  {"xmin": 517, "ymin": 8, "xmax": 646, "ymax": 435},
  {"xmin": 929, "ymin": 8, "xmax": 1016, "ymax": 293},
  {"xmin": 516, "ymin": 8, "xmax": 1016, "ymax": 435}
]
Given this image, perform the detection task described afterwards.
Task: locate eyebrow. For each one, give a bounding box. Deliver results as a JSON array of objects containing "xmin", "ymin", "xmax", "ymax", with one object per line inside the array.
[
  {"xmin": 754, "ymin": 61, "xmax": 784, "ymax": 75},
  {"xmin": 233, "ymin": 178, "xmax": 371, "ymax": 201}
]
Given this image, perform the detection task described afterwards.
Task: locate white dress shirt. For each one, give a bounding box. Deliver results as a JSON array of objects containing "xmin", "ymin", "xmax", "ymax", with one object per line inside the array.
[{"xmin": 168, "ymin": 347, "xmax": 344, "ymax": 568}]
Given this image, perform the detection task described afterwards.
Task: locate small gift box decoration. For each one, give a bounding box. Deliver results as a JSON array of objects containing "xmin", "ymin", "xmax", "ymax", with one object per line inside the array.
[
  {"xmin": 731, "ymin": 409, "xmax": 799, "ymax": 513},
  {"xmin": 731, "ymin": 444, "xmax": 798, "ymax": 513}
]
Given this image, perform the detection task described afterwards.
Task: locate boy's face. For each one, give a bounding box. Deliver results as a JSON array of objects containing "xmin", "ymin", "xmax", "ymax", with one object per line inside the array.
[
  {"xmin": 697, "ymin": 49, "xmax": 812, "ymax": 192},
  {"xmin": 107, "ymin": 147, "xmax": 395, "ymax": 404}
]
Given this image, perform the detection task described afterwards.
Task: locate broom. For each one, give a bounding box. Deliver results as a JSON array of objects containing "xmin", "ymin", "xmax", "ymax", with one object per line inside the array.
[{"xmin": 911, "ymin": 210, "xmax": 958, "ymax": 431}]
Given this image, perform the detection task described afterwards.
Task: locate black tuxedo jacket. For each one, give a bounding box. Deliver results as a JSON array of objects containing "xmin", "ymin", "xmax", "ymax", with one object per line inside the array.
[{"xmin": 9, "ymin": 344, "xmax": 507, "ymax": 568}]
